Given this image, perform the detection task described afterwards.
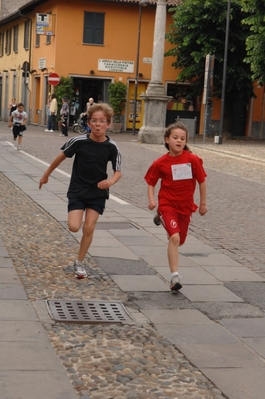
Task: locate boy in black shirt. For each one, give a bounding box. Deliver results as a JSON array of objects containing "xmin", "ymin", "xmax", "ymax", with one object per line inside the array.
[{"xmin": 39, "ymin": 103, "xmax": 122, "ymax": 278}]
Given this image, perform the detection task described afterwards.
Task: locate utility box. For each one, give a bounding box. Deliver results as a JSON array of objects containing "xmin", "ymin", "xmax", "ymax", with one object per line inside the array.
[{"xmin": 177, "ymin": 117, "xmax": 197, "ymax": 139}]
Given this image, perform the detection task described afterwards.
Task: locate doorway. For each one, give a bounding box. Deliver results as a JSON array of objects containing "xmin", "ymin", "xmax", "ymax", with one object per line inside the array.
[
  {"xmin": 126, "ymin": 81, "xmax": 148, "ymax": 131},
  {"xmin": 71, "ymin": 77, "xmax": 111, "ymax": 125}
]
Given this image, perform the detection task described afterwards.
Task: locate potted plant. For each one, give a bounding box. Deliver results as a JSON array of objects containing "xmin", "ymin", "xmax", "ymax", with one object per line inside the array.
[
  {"xmin": 54, "ymin": 76, "xmax": 75, "ymax": 128},
  {"xmin": 108, "ymin": 81, "xmax": 127, "ymax": 133}
]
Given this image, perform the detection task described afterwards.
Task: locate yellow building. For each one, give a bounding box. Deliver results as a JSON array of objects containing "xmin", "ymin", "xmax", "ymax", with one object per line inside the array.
[{"xmin": 0, "ymin": 0, "xmax": 264, "ymax": 138}]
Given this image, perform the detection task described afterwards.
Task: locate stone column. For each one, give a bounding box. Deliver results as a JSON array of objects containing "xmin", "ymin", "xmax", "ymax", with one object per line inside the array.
[{"xmin": 138, "ymin": 0, "xmax": 171, "ymax": 144}]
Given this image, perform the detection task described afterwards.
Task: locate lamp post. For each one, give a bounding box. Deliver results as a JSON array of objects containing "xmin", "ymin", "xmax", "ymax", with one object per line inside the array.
[
  {"xmin": 132, "ymin": 0, "xmax": 148, "ymax": 135},
  {"xmin": 218, "ymin": 0, "xmax": 231, "ymax": 145}
]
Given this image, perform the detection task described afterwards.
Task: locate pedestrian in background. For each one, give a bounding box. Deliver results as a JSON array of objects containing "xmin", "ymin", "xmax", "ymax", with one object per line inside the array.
[
  {"xmin": 60, "ymin": 97, "xmax": 69, "ymax": 137},
  {"xmin": 82, "ymin": 97, "xmax": 94, "ymax": 130},
  {"xmin": 8, "ymin": 97, "xmax": 17, "ymax": 115},
  {"xmin": 8, "ymin": 102, "xmax": 28, "ymax": 150},
  {"xmin": 49, "ymin": 94, "xmax": 57, "ymax": 132},
  {"xmin": 144, "ymin": 121, "xmax": 208, "ymax": 292},
  {"xmin": 39, "ymin": 103, "xmax": 122, "ymax": 279},
  {"xmin": 45, "ymin": 95, "xmax": 52, "ymax": 132}
]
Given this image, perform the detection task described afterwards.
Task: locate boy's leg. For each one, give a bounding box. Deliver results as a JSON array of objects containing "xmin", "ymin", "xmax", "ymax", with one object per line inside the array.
[
  {"xmin": 77, "ymin": 208, "xmax": 99, "ymax": 261},
  {"xmin": 17, "ymin": 134, "xmax": 23, "ymax": 146}
]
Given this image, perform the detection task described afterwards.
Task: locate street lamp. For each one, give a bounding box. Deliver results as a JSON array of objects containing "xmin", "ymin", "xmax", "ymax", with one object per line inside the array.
[
  {"xmin": 218, "ymin": 0, "xmax": 231, "ymax": 144},
  {"xmin": 132, "ymin": 0, "xmax": 148, "ymax": 135}
]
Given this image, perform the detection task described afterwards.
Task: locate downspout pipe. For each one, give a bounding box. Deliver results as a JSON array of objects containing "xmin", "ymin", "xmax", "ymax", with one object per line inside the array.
[{"xmin": 19, "ymin": 10, "xmax": 32, "ymax": 123}]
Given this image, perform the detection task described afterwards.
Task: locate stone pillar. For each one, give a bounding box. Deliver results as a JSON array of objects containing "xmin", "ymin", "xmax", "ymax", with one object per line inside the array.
[{"xmin": 138, "ymin": 0, "xmax": 171, "ymax": 144}]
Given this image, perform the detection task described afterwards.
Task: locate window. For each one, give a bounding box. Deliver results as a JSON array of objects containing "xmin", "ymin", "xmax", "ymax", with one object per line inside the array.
[
  {"xmin": 83, "ymin": 12, "xmax": 104, "ymax": 45},
  {"xmin": 13, "ymin": 25, "xmax": 18, "ymax": 52},
  {"xmin": 35, "ymin": 33, "xmax": 40, "ymax": 47},
  {"xmin": 24, "ymin": 20, "xmax": 30, "ymax": 49},
  {"xmin": 5, "ymin": 29, "xmax": 11, "ymax": 54},
  {"xmin": 0, "ymin": 32, "xmax": 4, "ymax": 56}
]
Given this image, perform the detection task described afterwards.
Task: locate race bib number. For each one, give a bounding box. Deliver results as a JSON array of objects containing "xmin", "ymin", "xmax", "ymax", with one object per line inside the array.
[{"xmin": 171, "ymin": 163, "xmax": 192, "ymax": 180}]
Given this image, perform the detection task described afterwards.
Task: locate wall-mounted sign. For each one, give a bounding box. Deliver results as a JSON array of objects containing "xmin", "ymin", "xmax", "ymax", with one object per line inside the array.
[
  {"xmin": 98, "ymin": 59, "xmax": 134, "ymax": 73},
  {"xmin": 38, "ymin": 58, "xmax": 46, "ymax": 70},
  {"xmin": 36, "ymin": 13, "xmax": 55, "ymax": 35},
  {"xmin": 143, "ymin": 57, "xmax": 152, "ymax": 64}
]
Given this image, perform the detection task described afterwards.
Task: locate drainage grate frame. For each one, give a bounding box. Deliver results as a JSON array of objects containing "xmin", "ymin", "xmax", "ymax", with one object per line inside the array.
[{"xmin": 45, "ymin": 300, "xmax": 135, "ymax": 324}]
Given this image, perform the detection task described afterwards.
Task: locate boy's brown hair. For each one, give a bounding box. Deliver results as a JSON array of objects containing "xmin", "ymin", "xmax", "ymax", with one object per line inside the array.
[{"xmin": 87, "ymin": 103, "xmax": 113, "ymax": 123}]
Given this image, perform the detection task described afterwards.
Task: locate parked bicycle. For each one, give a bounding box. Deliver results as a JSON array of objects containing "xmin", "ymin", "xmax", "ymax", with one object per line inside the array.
[{"xmin": 72, "ymin": 113, "xmax": 91, "ymax": 134}]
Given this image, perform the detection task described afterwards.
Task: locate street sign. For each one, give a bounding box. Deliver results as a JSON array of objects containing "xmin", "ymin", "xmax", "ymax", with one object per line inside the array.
[{"xmin": 48, "ymin": 72, "xmax": 60, "ymax": 86}]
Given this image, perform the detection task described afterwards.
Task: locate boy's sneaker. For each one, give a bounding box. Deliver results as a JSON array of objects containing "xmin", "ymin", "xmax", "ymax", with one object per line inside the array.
[
  {"xmin": 17, "ymin": 145, "xmax": 21, "ymax": 150},
  {"xmin": 170, "ymin": 274, "xmax": 182, "ymax": 291},
  {"xmin": 153, "ymin": 214, "xmax": 161, "ymax": 226},
  {"xmin": 74, "ymin": 260, "xmax": 87, "ymax": 279},
  {"xmin": 49, "ymin": 130, "xmax": 55, "ymax": 132},
  {"xmin": 44, "ymin": 129, "xmax": 49, "ymax": 132}
]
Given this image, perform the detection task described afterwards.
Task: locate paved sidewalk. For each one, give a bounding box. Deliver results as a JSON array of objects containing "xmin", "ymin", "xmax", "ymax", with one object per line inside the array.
[{"xmin": 0, "ymin": 136, "xmax": 265, "ymax": 399}]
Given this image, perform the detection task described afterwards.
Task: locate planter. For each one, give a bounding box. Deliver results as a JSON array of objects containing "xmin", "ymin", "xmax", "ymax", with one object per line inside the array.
[{"xmin": 112, "ymin": 123, "xmax": 122, "ymax": 133}]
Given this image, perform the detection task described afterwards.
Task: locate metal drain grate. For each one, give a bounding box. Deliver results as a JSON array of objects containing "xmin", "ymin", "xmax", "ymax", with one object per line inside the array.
[
  {"xmin": 96, "ymin": 222, "xmax": 136, "ymax": 230},
  {"xmin": 45, "ymin": 300, "xmax": 134, "ymax": 324}
]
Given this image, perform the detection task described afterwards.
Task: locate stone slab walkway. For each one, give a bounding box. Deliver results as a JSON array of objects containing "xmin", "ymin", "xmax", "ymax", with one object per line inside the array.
[{"xmin": 0, "ymin": 133, "xmax": 265, "ymax": 399}]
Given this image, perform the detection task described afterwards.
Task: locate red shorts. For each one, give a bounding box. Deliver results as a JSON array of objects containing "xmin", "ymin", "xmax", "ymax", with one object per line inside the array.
[{"xmin": 160, "ymin": 211, "xmax": 191, "ymax": 245}]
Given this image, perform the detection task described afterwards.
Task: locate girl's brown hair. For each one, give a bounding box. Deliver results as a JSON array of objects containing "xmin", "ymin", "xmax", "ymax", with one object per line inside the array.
[
  {"xmin": 164, "ymin": 121, "xmax": 192, "ymax": 152},
  {"xmin": 87, "ymin": 103, "xmax": 113, "ymax": 122}
]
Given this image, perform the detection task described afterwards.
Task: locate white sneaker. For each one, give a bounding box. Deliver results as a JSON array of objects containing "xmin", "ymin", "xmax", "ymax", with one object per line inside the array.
[
  {"xmin": 170, "ymin": 274, "xmax": 182, "ymax": 291},
  {"xmin": 17, "ymin": 145, "xmax": 21, "ymax": 150},
  {"xmin": 74, "ymin": 260, "xmax": 87, "ymax": 279},
  {"xmin": 44, "ymin": 129, "xmax": 49, "ymax": 131},
  {"xmin": 49, "ymin": 129, "xmax": 54, "ymax": 132}
]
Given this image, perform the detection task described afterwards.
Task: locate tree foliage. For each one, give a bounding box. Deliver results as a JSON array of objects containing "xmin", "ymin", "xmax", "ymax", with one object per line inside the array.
[
  {"xmin": 165, "ymin": 0, "xmax": 254, "ymax": 104},
  {"xmin": 54, "ymin": 76, "xmax": 75, "ymax": 120},
  {"xmin": 241, "ymin": 0, "xmax": 265, "ymax": 84},
  {"xmin": 108, "ymin": 81, "xmax": 127, "ymax": 123}
]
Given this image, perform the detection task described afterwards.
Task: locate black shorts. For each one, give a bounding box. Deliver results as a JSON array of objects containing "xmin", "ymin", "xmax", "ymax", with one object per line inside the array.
[
  {"xmin": 13, "ymin": 124, "xmax": 26, "ymax": 138},
  {"xmin": 68, "ymin": 197, "xmax": 106, "ymax": 215}
]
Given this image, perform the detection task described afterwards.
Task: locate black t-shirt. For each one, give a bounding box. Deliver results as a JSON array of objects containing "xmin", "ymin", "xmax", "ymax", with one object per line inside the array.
[{"xmin": 61, "ymin": 134, "xmax": 121, "ymax": 199}]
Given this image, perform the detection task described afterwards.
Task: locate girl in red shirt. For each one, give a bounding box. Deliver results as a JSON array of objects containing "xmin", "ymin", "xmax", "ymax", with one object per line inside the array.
[{"xmin": 145, "ymin": 122, "xmax": 208, "ymax": 291}]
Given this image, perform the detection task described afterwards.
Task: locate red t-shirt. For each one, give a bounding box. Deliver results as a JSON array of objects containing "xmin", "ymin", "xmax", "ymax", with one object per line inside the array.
[{"xmin": 145, "ymin": 150, "xmax": 207, "ymax": 215}]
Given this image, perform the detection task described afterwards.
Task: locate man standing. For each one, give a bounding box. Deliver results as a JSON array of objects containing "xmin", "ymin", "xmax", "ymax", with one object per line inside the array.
[
  {"xmin": 60, "ymin": 97, "xmax": 69, "ymax": 137},
  {"xmin": 49, "ymin": 94, "xmax": 57, "ymax": 132}
]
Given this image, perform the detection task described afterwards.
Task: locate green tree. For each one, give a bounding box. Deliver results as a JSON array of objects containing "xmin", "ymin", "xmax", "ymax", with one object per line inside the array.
[
  {"xmin": 165, "ymin": 0, "xmax": 254, "ymax": 105},
  {"xmin": 241, "ymin": 0, "xmax": 265, "ymax": 84},
  {"xmin": 54, "ymin": 76, "xmax": 75, "ymax": 120},
  {"xmin": 108, "ymin": 81, "xmax": 127, "ymax": 123}
]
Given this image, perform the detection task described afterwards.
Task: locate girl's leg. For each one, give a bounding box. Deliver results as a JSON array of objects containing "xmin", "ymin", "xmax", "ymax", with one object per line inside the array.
[
  {"xmin": 167, "ymin": 232, "xmax": 180, "ymax": 273},
  {"xmin": 77, "ymin": 208, "xmax": 99, "ymax": 261}
]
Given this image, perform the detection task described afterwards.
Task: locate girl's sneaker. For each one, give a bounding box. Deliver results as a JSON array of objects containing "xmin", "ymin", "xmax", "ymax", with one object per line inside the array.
[
  {"xmin": 74, "ymin": 260, "xmax": 87, "ymax": 279},
  {"xmin": 170, "ymin": 275, "xmax": 182, "ymax": 291},
  {"xmin": 153, "ymin": 214, "xmax": 161, "ymax": 226}
]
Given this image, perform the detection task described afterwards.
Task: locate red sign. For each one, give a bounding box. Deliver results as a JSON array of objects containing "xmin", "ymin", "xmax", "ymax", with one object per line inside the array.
[{"xmin": 48, "ymin": 72, "xmax": 60, "ymax": 86}]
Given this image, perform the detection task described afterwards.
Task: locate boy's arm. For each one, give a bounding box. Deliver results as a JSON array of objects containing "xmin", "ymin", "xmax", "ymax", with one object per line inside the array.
[
  {"xmin": 147, "ymin": 185, "xmax": 156, "ymax": 210},
  {"xmin": 97, "ymin": 170, "xmax": 122, "ymax": 190},
  {"xmin": 39, "ymin": 152, "xmax": 67, "ymax": 189},
  {"xmin": 199, "ymin": 181, "xmax": 208, "ymax": 216},
  {"xmin": 22, "ymin": 117, "xmax": 28, "ymax": 125}
]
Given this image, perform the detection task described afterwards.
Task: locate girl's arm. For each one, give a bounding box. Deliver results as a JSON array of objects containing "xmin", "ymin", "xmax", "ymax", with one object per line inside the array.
[
  {"xmin": 147, "ymin": 185, "xmax": 156, "ymax": 210},
  {"xmin": 199, "ymin": 181, "xmax": 208, "ymax": 216},
  {"xmin": 39, "ymin": 152, "xmax": 67, "ymax": 189}
]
